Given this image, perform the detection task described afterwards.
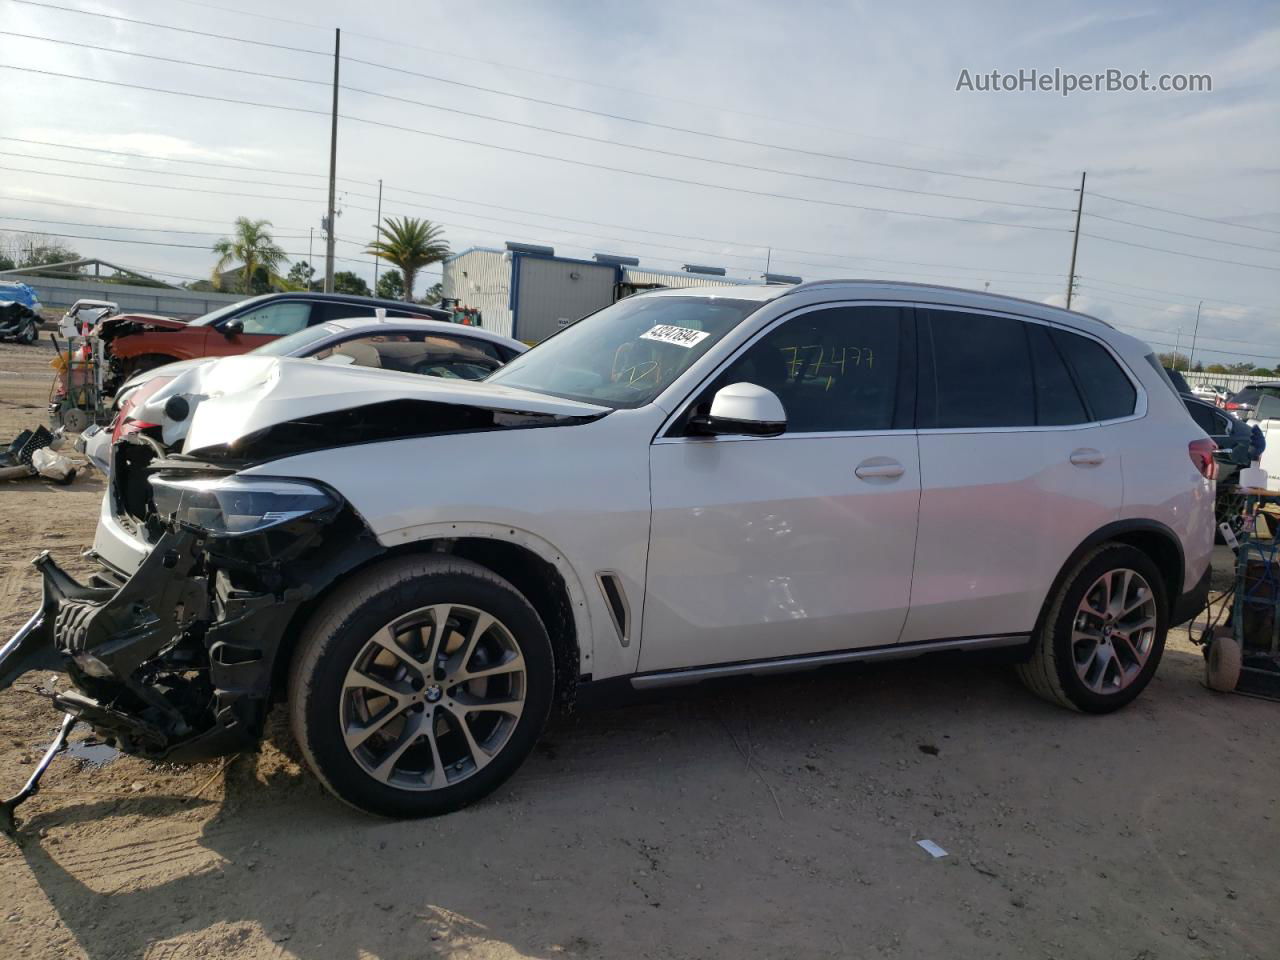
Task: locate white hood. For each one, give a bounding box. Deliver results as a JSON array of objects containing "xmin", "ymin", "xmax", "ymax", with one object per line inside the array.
[{"xmin": 132, "ymin": 355, "xmax": 609, "ymax": 452}]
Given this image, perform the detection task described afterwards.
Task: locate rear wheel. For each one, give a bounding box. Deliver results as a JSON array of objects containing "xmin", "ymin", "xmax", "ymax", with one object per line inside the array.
[
  {"xmin": 1018, "ymin": 544, "xmax": 1168, "ymax": 712},
  {"xmin": 17, "ymin": 320, "xmax": 38, "ymax": 345},
  {"xmin": 289, "ymin": 556, "xmax": 554, "ymax": 817}
]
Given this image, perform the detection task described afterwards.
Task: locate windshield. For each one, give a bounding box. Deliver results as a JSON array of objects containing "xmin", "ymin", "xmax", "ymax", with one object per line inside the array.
[
  {"xmin": 250, "ymin": 323, "xmax": 343, "ymax": 357},
  {"xmin": 486, "ymin": 295, "xmax": 761, "ymax": 407}
]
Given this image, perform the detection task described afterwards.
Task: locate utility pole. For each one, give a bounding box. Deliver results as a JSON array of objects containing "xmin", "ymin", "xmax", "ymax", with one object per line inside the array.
[
  {"xmin": 1189, "ymin": 300, "xmax": 1203, "ymax": 371},
  {"xmin": 1065, "ymin": 170, "xmax": 1086, "ymax": 310},
  {"xmin": 323, "ymin": 28, "xmax": 340, "ymax": 293},
  {"xmin": 308, "ymin": 228, "xmax": 313, "ymax": 287},
  {"xmin": 764, "ymin": 247, "xmax": 771, "ymax": 274},
  {"xmin": 372, "ymin": 178, "xmax": 383, "ymax": 291}
]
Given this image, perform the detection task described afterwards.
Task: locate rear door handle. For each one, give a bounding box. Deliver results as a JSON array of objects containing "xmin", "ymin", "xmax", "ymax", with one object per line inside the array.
[
  {"xmin": 1070, "ymin": 448, "xmax": 1106, "ymax": 467},
  {"xmin": 855, "ymin": 458, "xmax": 905, "ymax": 480}
]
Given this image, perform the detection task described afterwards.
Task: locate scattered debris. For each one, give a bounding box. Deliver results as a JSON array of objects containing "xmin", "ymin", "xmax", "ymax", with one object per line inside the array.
[
  {"xmin": 918, "ymin": 743, "xmax": 940, "ymax": 756},
  {"xmin": 916, "ymin": 839, "xmax": 948, "ymax": 858}
]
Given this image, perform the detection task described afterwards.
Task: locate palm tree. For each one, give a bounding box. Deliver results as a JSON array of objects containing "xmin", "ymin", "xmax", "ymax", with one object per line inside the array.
[
  {"xmin": 212, "ymin": 217, "xmax": 288, "ymax": 292},
  {"xmin": 366, "ymin": 217, "xmax": 449, "ymax": 302}
]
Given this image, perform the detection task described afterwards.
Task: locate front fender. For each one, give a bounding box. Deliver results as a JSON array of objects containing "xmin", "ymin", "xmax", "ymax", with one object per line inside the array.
[{"xmin": 381, "ymin": 521, "xmax": 596, "ymax": 676}]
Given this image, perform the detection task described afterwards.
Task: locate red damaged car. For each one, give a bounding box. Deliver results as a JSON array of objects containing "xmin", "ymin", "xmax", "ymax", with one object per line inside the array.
[{"xmin": 96, "ymin": 292, "xmax": 450, "ymax": 393}]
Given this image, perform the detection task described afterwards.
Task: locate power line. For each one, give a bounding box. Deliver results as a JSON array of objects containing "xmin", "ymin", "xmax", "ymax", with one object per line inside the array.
[
  {"xmin": 0, "ymin": 192, "xmax": 313, "ymax": 232},
  {"xmin": 0, "ymin": 225, "xmax": 371, "ymax": 266},
  {"xmin": 3, "ymin": 28, "xmax": 1072, "ymax": 195},
  {"xmin": 0, "ymin": 131, "xmax": 1064, "ymax": 276},
  {"xmin": 0, "ymin": 30, "xmax": 327, "ymax": 85},
  {"xmin": 340, "ymin": 85, "xmax": 1073, "ymax": 212},
  {"xmin": 337, "ymin": 64, "xmax": 1071, "ymax": 193},
  {"xmin": 0, "ymin": 33, "xmax": 1072, "ymax": 211},
  {"xmin": 1080, "ymin": 233, "xmax": 1280, "ymax": 273},
  {"xmin": 0, "ymin": 214, "xmax": 308, "ymax": 239},
  {"xmin": 40, "ymin": 0, "xmax": 1044, "ymax": 170},
  {"xmin": 0, "ymin": 162, "xmax": 326, "ymax": 203},
  {"xmin": 1089, "ymin": 191, "xmax": 1280, "ymax": 237},
  {"xmin": 10, "ymin": 0, "xmax": 329, "ymax": 56},
  {"xmin": 1083, "ymin": 210, "xmax": 1280, "ymax": 255},
  {"xmin": 2, "ymin": 65, "xmax": 1071, "ymax": 234},
  {"xmin": 340, "ymin": 111, "xmax": 1071, "ymax": 233},
  {"xmin": 0, "ymin": 149, "xmax": 328, "ymax": 192},
  {"xmin": 1076, "ymin": 274, "xmax": 1268, "ymax": 312}
]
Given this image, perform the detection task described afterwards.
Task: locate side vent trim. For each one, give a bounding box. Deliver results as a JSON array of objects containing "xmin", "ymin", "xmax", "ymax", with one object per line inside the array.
[{"xmin": 596, "ymin": 571, "xmax": 631, "ymax": 647}]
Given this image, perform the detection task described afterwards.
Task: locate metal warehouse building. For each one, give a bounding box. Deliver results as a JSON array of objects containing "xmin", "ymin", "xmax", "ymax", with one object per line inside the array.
[{"xmin": 441, "ymin": 242, "xmax": 800, "ymax": 342}]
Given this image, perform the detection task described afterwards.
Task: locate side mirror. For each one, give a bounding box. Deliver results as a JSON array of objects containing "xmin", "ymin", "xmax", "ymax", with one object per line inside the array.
[
  {"xmin": 689, "ymin": 382, "xmax": 786, "ymax": 437},
  {"xmin": 222, "ymin": 318, "xmax": 244, "ymax": 337}
]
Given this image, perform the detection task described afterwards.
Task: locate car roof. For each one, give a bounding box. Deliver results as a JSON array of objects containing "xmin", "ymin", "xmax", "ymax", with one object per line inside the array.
[
  {"xmin": 228, "ymin": 291, "xmax": 450, "ymax": 316},
  {"xmin": 314, "ymin": 315, "xmax": 526, "ymax": 352},
  {"xmin": 639, "ymin": 279, "xmax": 1121, "ymax": 338}
]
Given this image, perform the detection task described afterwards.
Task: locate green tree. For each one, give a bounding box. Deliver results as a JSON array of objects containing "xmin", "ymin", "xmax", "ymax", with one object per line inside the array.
[
  {"xmin": 375, "ymin": 268, "xmax": 404, "ymax": 300},
  {"xmin": 366, "ymin": 217, "xmax": 449, "ymax": 302},
  {"xmin": 333, "ymin": 271, "xmax": 371, "ymax": 296},
  {"xmin": 1204, "ymin": 363, "xmax": 1229, "ymax": 374},
  {"xmin": 17, "ymin": 241, "xmax": 81, "ymax": 271},
  {"xmin": 420, "ymin": 281, "xmax": 443, "ymax": 306},
  {"xmin": 1158, "ymin": 351, "xmax": 1190, "ymax": 371},
  {"xmin": 212, "ymin": 217, "xmax": 287, "ymax": 293},
  {"xmin": 286, "ymin": 260, "xmax": 315, "ymax": 291},
  {"xmin": 1253, "ymin": 368, "xmax": 1275, "ymax": 377}
]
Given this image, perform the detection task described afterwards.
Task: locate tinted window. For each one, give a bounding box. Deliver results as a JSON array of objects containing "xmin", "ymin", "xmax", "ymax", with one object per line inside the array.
[
  {"xmin": 1052, "ymin": 330, "xmax": 1137, "ymax": 421},
  {"xmin": 1164, "ymin": 367, "xmax": 1192, "ymax": 394},
  {"xmin": 1029, "ymin": 324, "xmax": 1088, "ymax": 425},
  {"xmin": 707, "ymin": 306, "xmax": 904, "ymax": 432},
  {"xmin": 236, "ymin": 301, "xmax": 312, "ymax": 336},
  {"xmin": 1184, "ymin": 400, "xmax": 1218, "ymax": 434},
  {"xmin": 920, "ymin": 310, "xmax": 1033, "ymax": 428}
]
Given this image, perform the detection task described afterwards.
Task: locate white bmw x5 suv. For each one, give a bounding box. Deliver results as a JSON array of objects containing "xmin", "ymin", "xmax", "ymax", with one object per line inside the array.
[{"xmin": 3, "ymin": 281, "xmax": 1214, "ymax": 819}]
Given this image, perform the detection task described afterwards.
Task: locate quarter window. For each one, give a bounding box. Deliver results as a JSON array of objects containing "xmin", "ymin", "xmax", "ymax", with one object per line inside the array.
[
  {"xmin": 704, "ymin": 306, "xmax": 905, "ymax": 433},
  {"xmin": 1052, "ymin": 329, "xmax": 1137, "ymax": 421},
  {"xmin": 919, "ymin": 310, "xmax": 1034, "ymax": 428}
]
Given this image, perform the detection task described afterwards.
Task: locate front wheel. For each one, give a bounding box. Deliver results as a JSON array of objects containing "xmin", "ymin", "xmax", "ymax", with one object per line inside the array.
[
  {"xmin": 1017, "ymin": 544, "xmax": 1168, "ymax": 713},
  {"xmin": 288, "ymin": 556, "xmax": 555, "ymax": 817},
  {"xmin": 17, "ymin": 320, "xmax": 38, "ymax": 345}
]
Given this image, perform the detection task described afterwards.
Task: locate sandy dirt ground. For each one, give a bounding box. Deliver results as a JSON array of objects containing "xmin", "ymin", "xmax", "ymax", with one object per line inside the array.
[{"xmin": 0, "ymin": 336, "xmax": 1275, "ymax": 960}]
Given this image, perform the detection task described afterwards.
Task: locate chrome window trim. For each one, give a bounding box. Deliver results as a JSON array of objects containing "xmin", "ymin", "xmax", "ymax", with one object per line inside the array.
[{"xmin": 652, "ymin": 297, "xmax": 1147, "ymax": 444}]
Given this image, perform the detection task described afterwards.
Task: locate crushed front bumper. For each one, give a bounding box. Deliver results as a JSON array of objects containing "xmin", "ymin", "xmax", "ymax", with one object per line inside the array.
[{"xmin": 0, "ymin": 527, "xmax": 293, "ymax": 766}]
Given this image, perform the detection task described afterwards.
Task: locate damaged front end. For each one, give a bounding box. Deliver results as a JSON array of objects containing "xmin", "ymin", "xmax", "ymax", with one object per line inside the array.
[{"xmin": 0, "ymin": 464, "xmax": 382, "ymax": 831}]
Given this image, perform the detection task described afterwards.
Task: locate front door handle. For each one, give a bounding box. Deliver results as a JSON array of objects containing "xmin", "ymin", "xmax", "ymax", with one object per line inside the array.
[
  {"xmin": 855, "ymin": 458, "xmax": 905, "ymax": 480},
  {"xmin": 1070, "ymin": 448, "xmax": 1106, "ymax": 467}
]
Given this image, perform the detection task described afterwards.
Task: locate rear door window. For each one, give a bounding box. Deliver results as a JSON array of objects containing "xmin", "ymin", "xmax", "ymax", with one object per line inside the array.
[
  {"xmin": 918, "ymin": 309, "xmax": 1034, "ymax": 428},
  {"xmin": 1029, "ymin": 324, "xmax": 1089, "ymax": 425},
  {"xmin": 1051, "ymin": 330, "xmax": 1137, "ymax": 421},
  {"xmin": 1184, "ymin": 401, "xmax": 1219, "ymax": 435}
]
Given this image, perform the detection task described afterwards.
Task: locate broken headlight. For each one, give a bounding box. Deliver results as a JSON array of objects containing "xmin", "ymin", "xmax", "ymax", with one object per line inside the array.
[{"xmin": 149, "ymin": 475, "xmax": 338, "ymax": 536}]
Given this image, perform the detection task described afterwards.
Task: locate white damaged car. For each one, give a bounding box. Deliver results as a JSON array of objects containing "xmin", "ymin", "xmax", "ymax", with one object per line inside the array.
[{"xmin": 1, "ymin": 281, "xmax": 1214, "ymax": 822}]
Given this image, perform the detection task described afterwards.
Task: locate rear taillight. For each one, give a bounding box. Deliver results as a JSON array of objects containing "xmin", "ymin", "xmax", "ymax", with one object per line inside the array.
[
  {"xmin": 1189, "ymin": 438, "xmax": 1218, "ymax": 481},
  {"xmin": 1225, "ymin": 401, "xmax": 1241, "ymax": 410}
]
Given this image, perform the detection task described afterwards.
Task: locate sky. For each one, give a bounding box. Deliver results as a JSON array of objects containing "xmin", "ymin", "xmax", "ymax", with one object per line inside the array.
[{"xmin": 1, "ymin": 0, "xmax": 1277, "ymax": 365}]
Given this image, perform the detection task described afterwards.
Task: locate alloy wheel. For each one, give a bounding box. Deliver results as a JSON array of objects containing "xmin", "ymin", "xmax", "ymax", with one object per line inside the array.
[
  {"xmin": 1071, "ymin": 568, "xmax": 1158, "ymax": 694},
  {"xmin": 339, "ymin": 604, "xmax": 526, "ymax": 790}
]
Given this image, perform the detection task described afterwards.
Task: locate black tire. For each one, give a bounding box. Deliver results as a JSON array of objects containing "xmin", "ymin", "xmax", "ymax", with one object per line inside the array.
[
  {"xmin": 17, "ymin": 321, "xmax": 38, "ymax": 345},
  {"xmin": 288, "ymin": 555, "xmax": 555, "ymax": 817},
  {"xmin": 1017, "ymin": 543, "xmax": 1169, "ymax": 713}
]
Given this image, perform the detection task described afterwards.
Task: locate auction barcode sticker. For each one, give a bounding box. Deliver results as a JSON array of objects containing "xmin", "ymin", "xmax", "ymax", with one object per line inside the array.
[{"xmin": 640, "ymin": 324, "xmax": 709, "ymax": 348}]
